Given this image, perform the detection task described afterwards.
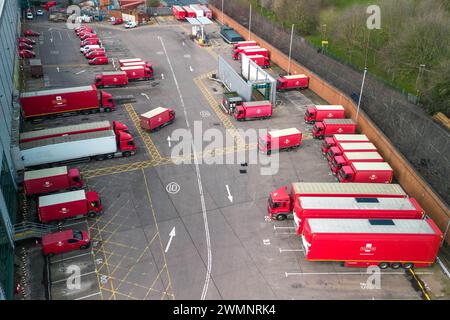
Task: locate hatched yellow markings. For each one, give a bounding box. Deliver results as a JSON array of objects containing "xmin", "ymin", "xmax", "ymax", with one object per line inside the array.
[{"xmin": 124, "ymin": 103, "xmax": 163, "ymax": 162}]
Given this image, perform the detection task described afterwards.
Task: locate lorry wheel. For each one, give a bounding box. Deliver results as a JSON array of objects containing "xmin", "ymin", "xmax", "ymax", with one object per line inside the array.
[
  {"xmin": 96, "ymin": 155, "xmax": 105, "ymax": 161},
  {"xmin": 105, "ymin": 107, "xmax": 111, "ymax": 112},
  {"xmin": 379, "ymin": 262, "xmax": 389, "ymax": 269},
  {"xmin": 69, "ymin": 186, "xmax": 78, "ymax": 191},
  {"xmin": 80, "ymin": 245, "xmax": 88, "ymax": 250},
  {"xmin": 106, "ymin": 154, "xmax": 114, "ymax": 159},
  {"xmin": 276, "ymin": 214, "xmax": 287, "ymax": 221},
  {"xmin": 390, "ymin": 262, "xmax": 401, "ymax": 269},
  {"xmin": 267, "ymin": 151, "xmax": 271, "ymax": 155},
  {"xmin": 88, "ymin": 211, "xmax": 97, "ymax": 218},
  {"xmin": 403, "ymin": 263, "xmax": 414, "ymax": 270},
  {"xmin": 123, "ymin": 151, "xmax": 131, "ymax": 157},
  {"xmin": 47, "ymin": 253, "xmax": 55, "ymax": 258}
]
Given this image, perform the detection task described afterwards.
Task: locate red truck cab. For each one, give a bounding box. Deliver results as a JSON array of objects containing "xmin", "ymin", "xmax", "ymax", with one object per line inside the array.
[
  {"xmin": 276, "ymin": 74, "xmax": 309, "ymax": 91},
  {"xmin": 89, "ymin": 56, "xmax": 109, "ymax": 65},
  {"xmin": 234, "ymin": 100, "xmax": 272, "ymax": 121},
  {"xmin": 331, "ymin": 151, "xmax": 383, "ymax": 175},
  {"xmin": 304, "ymin": 105, "xmax": 345, "ymax": 124},
  {"xmin": 259, "ymin": 128, "xmax": 302, "ymax": 155},
  {"xmin": 322, "ymin": 134, "xmax": 369, "ymax": 155},
  {"xmin": 338, "ymin": 162, "xmax": 394, "ymax": 183},
  {"xmin": 312, "ymin": 119, "xmax": 357, "ymax": 139},
  {"xmin": 326, "ymin": 142, "xmax": 377, "ymax": 163},
  {"xmin": 42, "ymin": 229, "xmax": 91, "ymax": 257}
]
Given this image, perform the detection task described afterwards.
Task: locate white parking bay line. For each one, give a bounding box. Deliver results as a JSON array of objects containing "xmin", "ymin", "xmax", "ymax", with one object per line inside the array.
[
  {"xmin": 50, "ymin": 252, "xmax": 92, "ymax": 264},
  {"xmin": 75, "ymin": 292, "xmax": 101, "ymax": 300},
  {"xmin": 279, "ymin": 248, "xmax": 304, "ymax": 253}
]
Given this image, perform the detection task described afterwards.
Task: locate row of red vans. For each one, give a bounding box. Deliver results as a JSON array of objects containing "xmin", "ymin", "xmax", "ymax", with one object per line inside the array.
[
  {"xmin": 94, "ymin": 58, "xmax": 154, "ymax": 88},
  {"xmin": 232, "ymin": 41, "xmax": 271, "ymax": 68},
  {"xmin": 76, "ymin": 25, "xmax": 109, "ymax": 65},
  {"xmin": 172, "ymin": 4, "xmax": 212, "ymax": 20}
]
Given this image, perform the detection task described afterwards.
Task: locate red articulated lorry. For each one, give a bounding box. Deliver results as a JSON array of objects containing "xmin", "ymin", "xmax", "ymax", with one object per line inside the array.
[
  {"xmin": 326, "ymin": 142, "xmax": 377, "ymax": 163},
  {"xmin": 38, "ymin": 190, "xmax": 102, "ymax": 223},
  {"xmin": 95, "ymin": 71, "xmax": 129, "ymax": 88},
  {"xmin": 140, "ymin": 107, "xmax": 176, "ymax": 131},
  {"xmin": 20, "ymin": 85, "xmax": 115, "ymax": 120},
  {"xmin": 245, "ymin": 54, "xmax": 270, "ymax": 68},
  {"xmin": 232, "ymin": 45, "xmax": 260, "ymax": 60},
  {"xmin": 234, "ymin": 101, "xmax": 272, "ymax": 121},
  {"xmin": 172, "ymin": 5, "xmax": 186, "ymax": 20},
  {"xmin": 276, "ymin": 74, "xmax": 309, "ymax": 91},
  {"xmin": 338, "ymin": 162, "xmax": 394, "ymax": 184},
  {"xmin": 19, "ymin": 120, "xmax": 129, "ymax": 143},
  {"xmin": 312, "ymin": 119, "xmax": 357, "ymax": 139},
  {"xmin": 304, "ymin": 105, "xmax": 345, "ymax": 124},
  {"xmin": 267, "ymin": 182, "xmax": 408, "ymax": 220},
  {"xmin": 322, "ymin": 134, "xmax": 369, "ymax": 155},
  {"xmin": 292, "ymin": 196, "xmax": 424, "ymax": 234},
  {"xmin": 301, "ymin": 218, "xmax": 443, "ymax": 269},
  {"xmin": 42, "ymin": 229, "xmax": 91, "ymax": 257},
  {"xmin": 24, "ymin": 166, "xmax": 84, "ymax": 196},
  {"xmin": 120, "ymin": 66, "xmax": 153, "ymax": 81},
  {"xmin": 258, "ymin": 128, "xmax": 302, "ymax": 155},
  {"xmin": 330, "ymin": 151, "xmax": 383, "ymax": 175}
]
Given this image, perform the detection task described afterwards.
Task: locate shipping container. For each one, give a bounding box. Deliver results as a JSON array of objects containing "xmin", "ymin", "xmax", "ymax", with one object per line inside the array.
[
  {"xmin": 232, "ymin": 45, "xmax": 261, "ymax": 60},
  {"xmin": 245, "ymin": 54, "xmax": 270, "ymax": 68},
  {"xmin": 258, "ymin": 128, "xmax": 302, "ymax": 155},
  {"xmin": 238, "ymin": 48, "xmax": 268, "ymax": 60},
  {"xmin": 312, "ymin": 119, "xmax": 357, "ymax": 139},
  {"xmin": 120, "ymin": 66, "xmax": 153, "ymax": 81},
  {"xmin": 190, "ymin": 4, "xmax": 204, "ymax": 18},
  {"xmin": 182, "ymin": 6, "xmax": 196, "ymax": 18},
  {"xmin": 232, "ymin": 40, "xmax": 257, "ymax": 50},
  {"xmin": 304, "ymin": 105, "xmax": 345, "ymax": 124}
]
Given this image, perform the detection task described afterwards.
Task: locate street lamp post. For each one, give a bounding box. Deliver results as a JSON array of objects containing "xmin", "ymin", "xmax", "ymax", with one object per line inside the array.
[
  {"xmin": 356, "ymin": 67, "xmax": 367, "ymax": 122},
  {"xmin": 221, "ymin": 0, "xmax": 224, "ymax": 25},
  {"xmin": 287, "ymin": 24, "xmax": 294, "ymax": 75},
  {"xmin": 248, "ymin": 4, "xmax": 252, "ymax": 39}
]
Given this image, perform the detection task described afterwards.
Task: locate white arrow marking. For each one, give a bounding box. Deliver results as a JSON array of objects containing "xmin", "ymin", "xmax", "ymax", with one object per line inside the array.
[
  {"xmin": 50, "ymin": 38, "xmax": 53, "ymax": 43},
  {"xmin": 141, "ymin": 93, "xmax": 149, "ymax": 100},
  {"xmin": 76, "ymin": 70, "xmax": 86, "ymax": 75},
  {"xmin": 161, "ymin": 73, "xmax": 165, "ymax": 80},
  {"xmin": 56, "ymin": 67, "xmax": 60, "ymax": 73},
  {"xmin": 167, "ymin": 136, "xmax": 172, "ymax": 147},
  {"xmin": 182, "ymin": 41, "xmax": 185, "ymax": 46},
  {"xmin": 189, "ymin": 66, "xmax": 194, "ymax": 72},
  {"xmin": 226, "ymin": 185, "xmax": 233, "ymax": 203},
  {"xmin": 164, "ymin": 227, "xmax": 176, "ymax": 253}
]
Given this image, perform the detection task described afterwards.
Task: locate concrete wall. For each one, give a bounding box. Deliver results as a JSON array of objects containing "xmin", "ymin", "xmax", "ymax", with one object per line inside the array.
[{"xmin": 209, "ymin": 5, "xmax": 450, "ymax": 244}]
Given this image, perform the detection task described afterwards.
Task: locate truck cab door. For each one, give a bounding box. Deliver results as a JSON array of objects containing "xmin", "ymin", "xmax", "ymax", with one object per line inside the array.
[{"xmin": 67, "ymin": 238, "xmax": 79, "ymax": 250}]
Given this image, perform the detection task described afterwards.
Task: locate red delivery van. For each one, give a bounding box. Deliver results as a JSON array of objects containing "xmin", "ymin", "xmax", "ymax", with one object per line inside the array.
[
  {"xmin": 312, "ymin": 119, "xmax": 357, "ymax": 139},
  {"xmin": 42, "ymin": 229, "xmax": 91, "ymax": 257},
  {"xmin": 38, "ymin": 190, "xmax": 102, "ymax": 223},
  {"xmin": 120, "ymin": 66, "xmax": 153, "ymax": 81},
  {"xmin": 95, "ymin": 71, "xmax": 129, "ymax": 88},
  {"xmin": 140, "ymin": 107, "xmax": 176, "ymax": 131},
  {"xmin": 182, "ymin": 6, "xmax": 196, "ymax": 18},
  {"xmin": 304, "ymin": 105, "xmax": 345, "ymax": 124},
  {"xmin": 259, "ymin": 128, "xmax": 302, "ymax": 155},
  {"xmin": 239, "ymin": 48, "xmax": 268, "ymax": 60},
  {"xmin": 301, "ymin": 218, "xmax": 443, "ymax": 269},
  {"xmin": 331, "ymin": 151, "xmax": 383, "ymax": 175},
  {"xmin": 234, "ymin": 100, "xmax": 272, "ymax": 121},
  {"xmin": 172, "ymin": 5, "xmax": 186, "ymax": 20},
  {"xmin": 276, "ymin": 74, "xmax": 309, "ymax": 91},
  {"xmin": 245, "ymin": 55, "xmax": 270, "ymax": 68},
  {"xmin": 338, "ymin": 162, "xmax": 394, "ymax": 184},
  {"xmin": 322, "ymin": 134, "xmax": 369, "ymax": 155},
  {"xmin": 232, "ymin": 45, "xmax": 261, "ymax": 60},
  {"xmin": 232, "ymin": 40, "xmax": 257, "ymax": 50},
  {"xmin": 89, "ymin": 56, "xmax": 109, "ymax": 65},
  {"xmin": 326, "ymin": 142, "xmax": 377, "ymax": 163},
  {"xmin": 24, "ymin": 166, "xmax": 84, "ymax": 196}
]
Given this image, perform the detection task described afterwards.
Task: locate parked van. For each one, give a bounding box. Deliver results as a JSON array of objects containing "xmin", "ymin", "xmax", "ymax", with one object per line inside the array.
[
  {"xmin": 41, "ymin": 229, "xmax": 91, "ymax": 257},
  {"xmin": 80, "ymin": 44, "xmax": 100, "ymax": 54}
]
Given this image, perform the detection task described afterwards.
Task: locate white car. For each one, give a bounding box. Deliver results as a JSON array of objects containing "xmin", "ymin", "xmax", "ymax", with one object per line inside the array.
[
  {"xmin": 36, "ymin": 9, "xmax": 44, "ymax": 16},
  {"xmin": 124, "ymin": 21, "xmax": 137, "ymax": 29},
  {"xmin": 26, "ymin": 12, "xmax": 34, "ymax": 20},
  {"xmin": 80, "ymin": 45, "xmax": 100, "ymax": 53}
]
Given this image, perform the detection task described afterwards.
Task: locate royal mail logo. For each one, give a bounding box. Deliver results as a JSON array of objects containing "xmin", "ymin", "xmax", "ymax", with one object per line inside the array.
[
  {"xmin": 360, "ymin": 243, "xmax": 376, "ymax": 253},
  {"xmin": 43, "ymin": 181, "xmax": 53, "ymax": 188},
  {"xmin": 113, "ymin": 78, "xmax": 118, "ymax": 82},
  {"xmin": 53, "ymin": 97, "xmax": 67, "ymax": 105},
  {"xmin": 60, "ymin": 207, "xmax": 70, "ymax": 214},
  {"xmin": 256, "ymin": 109, "xmax": 261, "ymax": 114},
  {"xmin": 295, "ymin": 81, "xmax": 300, "ymax": 85},
  {"xmin": 337, "ymin": 128, "xmax": 343, "ymax": 133},
  {"xmin": 369, "ymin": 174, "xmax": 378, "ymax": 181},
  {"xmin": 158, "ymin": 117, "xmax": 162, "ymax": 122},
  {"xmin": 284, "ymin": 139, "xmax": 290, "ymax": 144},
  {"xmin": 328, "ymin": 113, "xmax": 333, "ymax": 117}
]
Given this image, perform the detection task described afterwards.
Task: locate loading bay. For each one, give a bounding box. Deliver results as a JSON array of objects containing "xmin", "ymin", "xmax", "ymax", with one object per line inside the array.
[{"xmin": 19, "ymin": 15, "xmax": 450, "ymax": 300}]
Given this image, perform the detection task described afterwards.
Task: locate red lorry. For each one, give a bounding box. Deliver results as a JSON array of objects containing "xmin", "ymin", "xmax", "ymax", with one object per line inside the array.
[
  {"xmin": 20, "ymin": 85, "xmax": 115, "ymax": 119},
  {"xmin": 120, "ymin": 66, "xmax": 153, "ymax": 81},
  {"xmin": 338, "ymin": 162, "xmax": 394, "ymax": 184},
  {"xmin": 234, "ymin": 100, "xmax": 272, "ymax": 121},
  {"xmin": 245, "ymin": 55, "xmax": 270, "ymax": 68},
  {"xmin": 42, "ymin": 229, "xmax": 91, "ymax": 257},
  {"xmin": 330, "ymin": 151, "xmax": 384, "ymax": 175},
  {"xmin": 20, "ymin": 120, "xmax": 129, "ymax": 143},
  {"xmin": 38, "ymin": 190, "xmax": 102, "ymax": 223},
  {"xmin": 312, "ymin": 119, "xmax": 357, "ymax": 139},
  {"xmin": 232, "ymin": 45, "xmax": 261, "ymax": 60},
  {"xmin": 258, "ymin": 128, "xmax": 302, "ymax": 155},
  {"xmin": 172, "ymin": 5, "xmax": 186, "ymax": 20},
  {"xmin": 140, "ymin": 107, "xmax": 176, "ymax": 131},
  {"xmin": 326, "ymin": 142, "xmax": 377, "ymax": 163},
  {"xmin": 121, "ymin": 61, "xmax": 154, "ymax": 71},
  {"xmin": 301, "ymin": 218, "xmax": 443, "ymax": 269},
  {"xmin": 24, "ymin": 166, "xmax": 84, "ymax": 196},
  {"xmin": 232, "ymin": 40, "xmax": 257, "ymax": 50},
  {"xmin": 293, "ymin": 196, "xmax": 424, "ymax": 234},
  {"xmin": 95, "ymin": 71, "xmax": 129, "ymax": 88},
  {"xmin": 322, "ymin": 134, "xmax": 369, "ymax": 155},
  {"xmin": 182, "ymin": 6, "xmax": 196, "ymax": 18},
  {"xmin": 304, "ymin": 105, "xmax": 345, "ymax": 124},
  {"xmin": 239, "ymin": 48, "xmax": 268, "ymax": 60},
  {"xmin": 276, "ymin": 74, "xmax": 309, "ymax": 91},
  {"xmin": 267, "ymin": 182, "xmax": 408, "ymax": 220}
]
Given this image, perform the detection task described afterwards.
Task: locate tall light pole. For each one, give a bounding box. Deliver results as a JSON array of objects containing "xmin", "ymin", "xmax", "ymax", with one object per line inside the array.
[
  {"xmin": 248, "ymin": 4, "xmax": 252, "ymax": 40},
  {"xmin": 221, "ymin": 0, "xmax": 224, "ymax": 25},
  {"xmin": 356, "ymin": 67, "xmax": 367, "ymax": 122},
  {"xmin": 287, "ymin": 24, "xmax": 294, "ymax": 75},
  {"xmin": 416, "ymin": 64, "xmax": 426, "ymax": 99}
]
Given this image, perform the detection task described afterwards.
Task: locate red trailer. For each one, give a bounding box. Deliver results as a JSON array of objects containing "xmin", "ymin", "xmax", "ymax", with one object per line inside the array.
[
  {"xmin": 232, "ymin": 45, "xmax": 261, "ymax": 60},
  {"xmin": 95, "ymin": 71, "xmax": 129, "ymax": 88},
  {"xmin": 121, "ymin": 61, "xmax": 153, "ymax": 70},
  {"xmin": 293, "ymin": 196, "xmax": 424, "ymax": 234},
  {"xmin": 331, "ymin": 151, "xmax": 383, "ymax": 175},
  {"xmin": 172, "ymin": 5, "xmax": 186, "ymax": 20},
  {"xmin": 258, "ymin": 128, "xmax": 302, "ymax": 155},
  {"xmin": 38, "ymin": 190, "xmax": 102, "ymax": 223},
  {"xmin": 312, "ymin": 119, "xmax": 357, "ymax": 139},
  {"xmin": 322, "ymin": 134, "xmax": 369, "ymax": 155},
  {"xmin": 20, "ymin": 120, "xmax": 129, "ymax": 143},
  {"xmin": 23, "ymin": 166, "xmax": 84, "ymax": 196},
  {"xmin": 20, "ymin": 85, "xmax": 115, "ymax": 119},
  {"xmin": 120, "ymin": 66, "xmax": 153, "ymax": 81},
  {"xmin": 338, "ymin": 162, "xmax": 394, "ymax": 184},
  {"xmin": 140, "ymin": 107, "xmax": 176, "ymax": 131},
  {"xmin": 245, "ymin": 55, "xmax": 270, "ymax": 68},
  {"xmin": 234, "ymin": 100, "xmax": 272, "ymax": 121},
  {"xmin": 42, "ymin": 229, "xmax": 91, "ymax": 257},
  {"xmin": 239, "ymin": 48, "xmax": 268, "ymax": 60},
  {"xmin": 326, "ymin": 142, "xmax": 377, "ymax": 163},
  {"xmin": 232, "ymin": 40, "xmax": 257, "ymax": 51},
  {"xmin": 304, "ymin": 105, "xmax": 345, "ymax": 124},
  {"xmin": 119, "ymin": 58, "xmax": 143, "ymax": 65},
  {"xmin": 268, "ymin": 182, "xmax": 408, "ymax": 220},
  {"xmin": 276, "ymin": 74, "xmax": 309, "ymax": 91},
  {"xmin": 301, "ymin": 218, "xmax": 443, "ymax": 269},
  {"xmin": 182, "ymin": 6, "xmax": 196, "ymax": 18}
]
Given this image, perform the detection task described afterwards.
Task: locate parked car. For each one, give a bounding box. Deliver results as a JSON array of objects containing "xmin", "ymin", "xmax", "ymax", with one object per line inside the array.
[
  {"xmin": 36, "ymin": 9, "xmax": 44, "ymax": 16},
  {"xmin": 26, "ymin": 12, "xmax": 34, "ymax": 20},
  {"xmin": 124, "ymin": 21, "xmax": 138, "ymax": 29},
  {"xmin": 19, "ymin": 50, "xmax": 36, "ymax": 59},
  {"xmin": 89, "ymin": 56, "xmax": 109, "ymax": 65},
  {"xmin": 18, "ymin": 37, "xmax": 36, "ymax": 45},
  {"xmin": 112, "ymin": 18, "xmax": 123, "ymax": 25},
  {"xmin": 19, "ymin": 42, "xmax": 33, "ymax": 50},
  {"xmin": 24, "ymin": 29, "xmax": 40, "ymax": 37}
]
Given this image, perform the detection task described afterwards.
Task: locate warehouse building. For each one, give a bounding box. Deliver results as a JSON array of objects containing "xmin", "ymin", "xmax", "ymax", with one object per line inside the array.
[{"xmin": 0, "ymin": 0, "xmax": 21, "ymax": 300}]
